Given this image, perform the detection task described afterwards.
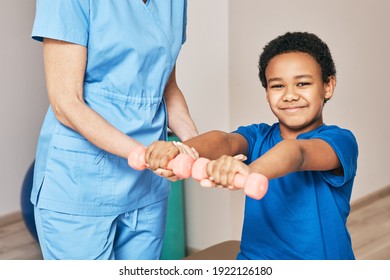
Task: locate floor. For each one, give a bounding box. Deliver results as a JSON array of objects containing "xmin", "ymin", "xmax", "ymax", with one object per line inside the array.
[
  {"xmin": 0, "ymin": 213, "xmax": 42, "ymax": 260},
  {"xmin": 347, "ymin": 193, "xmax": 390, "ymax": 259},
  {"xmin": 0, "ymin": 193, "xmax": 389, "ymax": 260}
]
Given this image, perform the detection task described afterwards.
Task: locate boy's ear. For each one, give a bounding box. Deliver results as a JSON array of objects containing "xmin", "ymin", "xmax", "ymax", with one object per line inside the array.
[{"xmin": 324, "ymin": 76, "xmax": 336, "ymax": 101}]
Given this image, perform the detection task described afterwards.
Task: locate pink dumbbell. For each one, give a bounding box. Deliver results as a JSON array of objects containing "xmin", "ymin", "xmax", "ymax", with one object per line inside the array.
[
  {"xmin": 127, "ymin": 146, "xmax": 195, "ymax": 179},
  {"xmin": 191, "ymin": 157, "xmax": 268, "ymax": 200}
]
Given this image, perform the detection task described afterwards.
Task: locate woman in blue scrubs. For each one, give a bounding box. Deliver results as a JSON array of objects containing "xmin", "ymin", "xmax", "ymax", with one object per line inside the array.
[{"xmin": 31, "ymin": 0, "xmax": 198, "ymax": 260}]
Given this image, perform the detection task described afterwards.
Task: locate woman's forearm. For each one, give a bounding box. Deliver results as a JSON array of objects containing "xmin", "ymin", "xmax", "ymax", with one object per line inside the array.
[{"xmin": 44, "ymin": 38, "xmax": 142, "ymax": 159}]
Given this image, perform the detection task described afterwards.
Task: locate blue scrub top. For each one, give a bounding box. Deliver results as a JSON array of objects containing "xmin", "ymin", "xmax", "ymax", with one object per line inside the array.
[{"xmin": 31, "ymin": 0, "xmax": 187, "ymax": 216}]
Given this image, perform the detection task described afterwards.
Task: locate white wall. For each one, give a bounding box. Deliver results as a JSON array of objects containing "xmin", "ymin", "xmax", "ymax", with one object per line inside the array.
[
  {"xmin": 0, "ymin": 1, "xmax": 47, "ymax": 215},
  {"xmin": 177, "ymin": 0, "xmax": 237, "ymax": 250},
  {"xmin": 1, "ymin": 0, "xmax": 389, "ymax": 253}
]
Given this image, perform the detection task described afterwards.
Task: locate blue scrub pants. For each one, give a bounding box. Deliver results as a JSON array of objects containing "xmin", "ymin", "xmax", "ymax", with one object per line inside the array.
[{"xmin": 34, "ymin": 198, "xmax": 168, "ymax": 260}]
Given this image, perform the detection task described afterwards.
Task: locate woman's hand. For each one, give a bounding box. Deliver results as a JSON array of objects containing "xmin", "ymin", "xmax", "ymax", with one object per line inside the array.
[{"xmin": 145, "ymin": 141, "xmax": 199, "ymax": 181}]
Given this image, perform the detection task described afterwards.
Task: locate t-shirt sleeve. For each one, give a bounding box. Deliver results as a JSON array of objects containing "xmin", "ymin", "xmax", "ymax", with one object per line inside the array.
[
  {"xmin": 316, "ymin": 127, "xmax": 358, "ymax": 187},
  {"xmin": 233, "ymin": 123, "xmax": 269, "ymax": 164},
  {"xmin": 31, "ymin": 0, "xmax": 89, "ymax": 46}
]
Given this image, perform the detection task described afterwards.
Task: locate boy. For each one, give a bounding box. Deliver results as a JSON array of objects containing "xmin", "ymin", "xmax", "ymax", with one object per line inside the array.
[{"xmin": 144, "ymin": 32, "xmax": 358, "ymax": 259}]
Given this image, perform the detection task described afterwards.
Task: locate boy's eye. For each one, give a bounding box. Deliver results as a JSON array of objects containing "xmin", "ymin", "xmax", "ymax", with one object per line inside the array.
[
  {"xmin": 270, "ymin": 84, "xmax": 284, "ymax": 89},
  {"xmin": 297, "ymin": 82, "xmax": 311, "ymax": 87}
]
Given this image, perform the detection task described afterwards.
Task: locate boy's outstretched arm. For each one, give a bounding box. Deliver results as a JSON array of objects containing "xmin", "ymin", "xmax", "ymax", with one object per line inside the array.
[
  {"xmin": 185, "ymin": 131, "xmax": 248, "ymax": 159},
  {"xmin": 145, "ymin": 131, "xmax": 248, "ymax": 171},
  {"xmin": 251, "ymin": 139, "xmax": 342, "ymax": 179},
  {"xmin": 207, "ymin": 138, "xmax": 342, "ymax": 188}
]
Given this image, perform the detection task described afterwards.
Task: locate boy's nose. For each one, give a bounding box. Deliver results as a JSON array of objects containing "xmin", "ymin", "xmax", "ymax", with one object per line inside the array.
[{"xmin": 282, "ymin": 88, "xmax": 299, "ymax": 102}]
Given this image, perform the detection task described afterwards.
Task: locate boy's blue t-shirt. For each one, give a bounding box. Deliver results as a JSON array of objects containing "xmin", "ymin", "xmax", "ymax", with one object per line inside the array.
[{"xmin": 234, "ymin": 123, "xmax": 358, "ymax": 260}]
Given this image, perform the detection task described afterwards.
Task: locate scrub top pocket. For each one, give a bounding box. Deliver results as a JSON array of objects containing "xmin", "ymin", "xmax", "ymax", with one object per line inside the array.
[
  {"xmin": 50, "ymin": 134, "xmax": 106, "ymax": 165},
  {"xmin": 42, "ymin": 134, "xmax": 108, "ymax": 208}
]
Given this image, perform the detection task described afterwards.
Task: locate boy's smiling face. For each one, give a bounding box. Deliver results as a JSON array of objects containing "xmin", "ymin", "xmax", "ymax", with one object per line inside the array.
[{"xmin": 265, "ymin": 52, "xmax": 335, "ymax": 139}]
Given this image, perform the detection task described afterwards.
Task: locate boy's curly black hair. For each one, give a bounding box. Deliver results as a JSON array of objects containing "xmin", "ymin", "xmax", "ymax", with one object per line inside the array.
[{"xmin": 258, "ymin": 32, "xmax": 336, "ymax": 88}]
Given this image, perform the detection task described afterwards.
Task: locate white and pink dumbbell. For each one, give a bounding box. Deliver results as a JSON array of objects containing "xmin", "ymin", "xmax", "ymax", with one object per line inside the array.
[
  {"xmin": 191, "ymin": 157, "xmax": 268, "ymax": 200},
  {"xmin": 127, "ymin": 146, "xmax": 195, "ymax": 179}
]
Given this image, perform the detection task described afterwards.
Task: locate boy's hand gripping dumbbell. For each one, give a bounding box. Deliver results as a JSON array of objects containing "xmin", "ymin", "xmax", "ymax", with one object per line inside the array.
[{"xmin": 191, "ymin": 157, "xmax": 268, "ymax": 200}]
